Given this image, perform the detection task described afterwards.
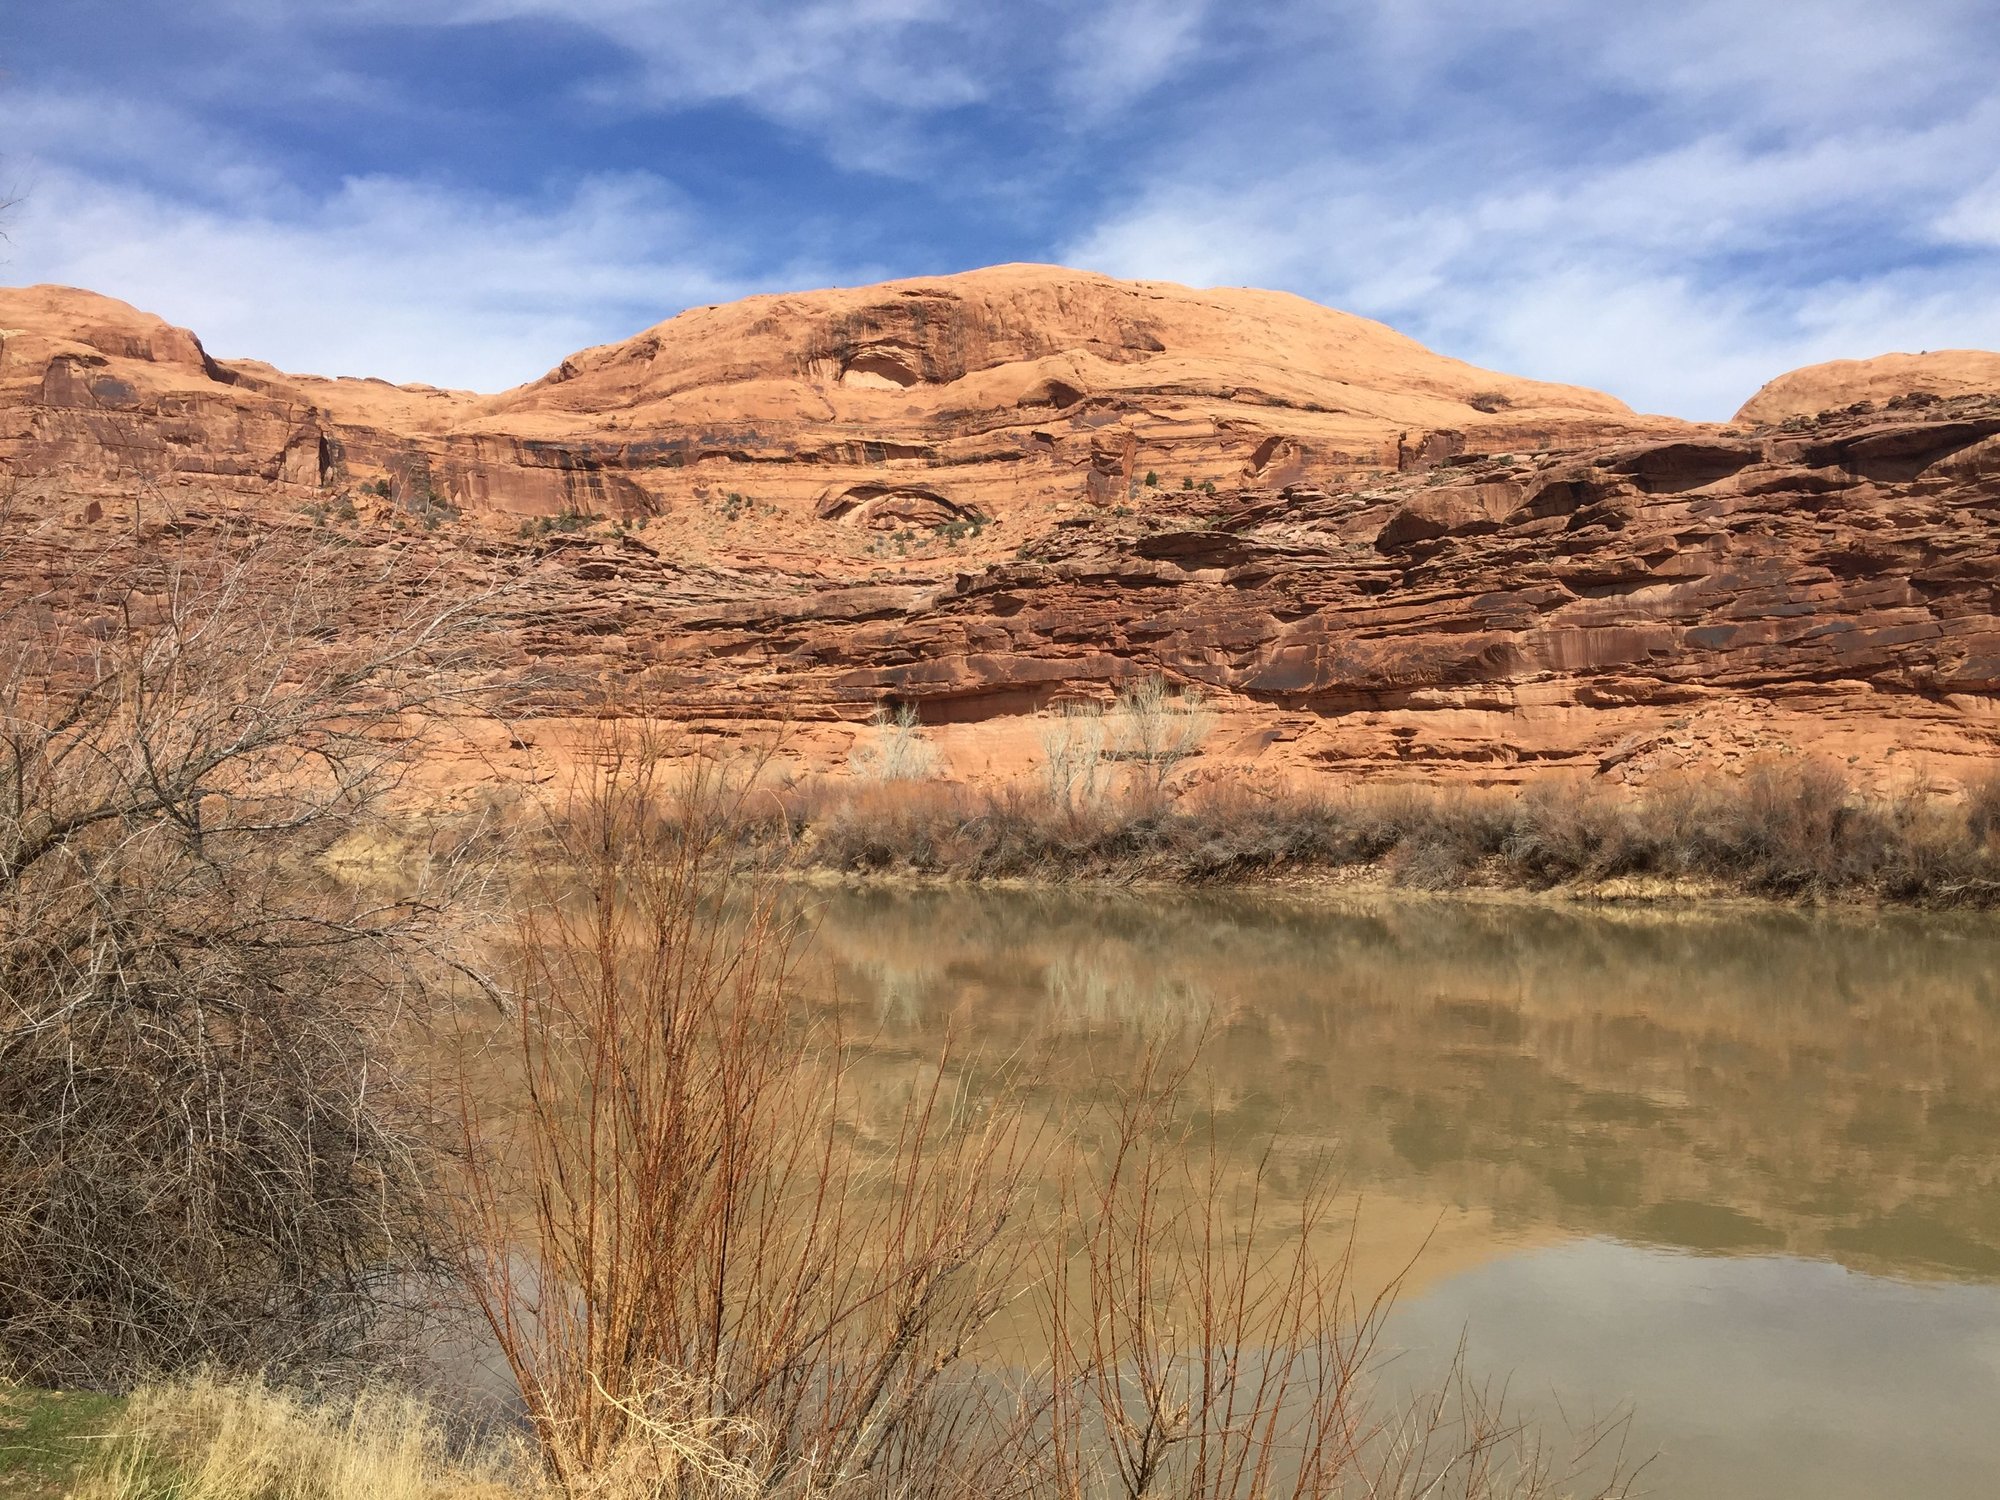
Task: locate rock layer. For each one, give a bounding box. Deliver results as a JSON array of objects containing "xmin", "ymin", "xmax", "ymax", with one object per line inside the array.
[{"xmin": 4, "ymin": 267, "xmax": 1999, "ymax": 790}]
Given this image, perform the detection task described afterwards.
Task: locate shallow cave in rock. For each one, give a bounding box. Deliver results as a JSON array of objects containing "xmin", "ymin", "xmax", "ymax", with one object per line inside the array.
[
  {"xmin": 840, "ymin": 348, "xmax": 923, "ymax": 390},
  {"xmin": 816, "ymin": 483, "xmax": 986, "ymax": 530}
]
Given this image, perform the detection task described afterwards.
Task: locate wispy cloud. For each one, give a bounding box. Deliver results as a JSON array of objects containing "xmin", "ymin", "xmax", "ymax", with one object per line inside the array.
[
  {"xmin": 5, "ymin": 0, "xmax": 1996, "ymax": 412},
  {"xmin": 0, "ymin": 71, "xmax": 881, "ymax": 388},
  {"xmin": 285, "ymin": 0, "xmax": 996, "ymax": 174},
  {"xmin": 1059, "ymin": 1, "xmax": 2000, "ymax": 416},
  {"xmin": 1055, "ymin": 0, "xmax": 1210, "ymax": 116},
  {"xmin": 2, "ymin": 165, "xmax": 748, "ymax": 388}
]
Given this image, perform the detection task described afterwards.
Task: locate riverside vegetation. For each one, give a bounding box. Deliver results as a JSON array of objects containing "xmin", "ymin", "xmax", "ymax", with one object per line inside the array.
[
  {"xmin": 0, "ymin": 529, "xmax": 1638, "ymax": 1497},
  {"xmin": 778, "ymin": 687, "xmax": 2000, "ymax": 907}
]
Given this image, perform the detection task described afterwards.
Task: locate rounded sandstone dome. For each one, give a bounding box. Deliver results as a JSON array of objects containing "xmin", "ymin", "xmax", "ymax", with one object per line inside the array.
[{"xmin": 1735, "ymin": 350, "xmax": 2000, "ymax": 425}]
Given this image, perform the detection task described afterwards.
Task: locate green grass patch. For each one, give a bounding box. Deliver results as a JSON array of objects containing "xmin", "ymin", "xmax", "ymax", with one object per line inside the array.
[{"xmin": 0, "ymin": 1386, "xmax": 125, "ymax": 1497}]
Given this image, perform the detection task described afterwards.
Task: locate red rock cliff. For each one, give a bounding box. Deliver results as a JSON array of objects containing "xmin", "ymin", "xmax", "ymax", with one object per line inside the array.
[{"xmin": 4, "ymin": 267, "xmax": 1998, "ymax": 789}]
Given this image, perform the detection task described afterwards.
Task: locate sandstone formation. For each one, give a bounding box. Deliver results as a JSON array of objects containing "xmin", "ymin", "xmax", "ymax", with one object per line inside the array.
[
  {"xmin": 4, "ymin": 267, "xmax": 1998, "ymax": 791},
  {"xmin": 0, "ymin": 267, "xmax": 1675, "ymax": 524},
  {"xmin": 1736, "ymin": 350, "xmax": 2000, "ymax": 425}
]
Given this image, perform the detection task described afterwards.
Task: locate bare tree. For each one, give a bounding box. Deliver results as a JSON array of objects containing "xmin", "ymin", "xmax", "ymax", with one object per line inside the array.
[
  {"xmin": 848, "ymin": 702, "xmax": 943, "ymax": 783},
  {"xmin": 0, "ymin": 513, "xmax": 500, "ymax": 1385},
  {"xmin": 1112, "ymin": 677, "xmax": 1215, "ymax": 801},
  {"xmin": 1041, "ymin": 700, "xmax": 1110, "ymax": 815}
]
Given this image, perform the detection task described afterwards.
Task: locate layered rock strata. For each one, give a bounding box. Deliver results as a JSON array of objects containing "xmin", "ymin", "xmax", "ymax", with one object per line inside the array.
[{"xmin": 4, "ymin": 267, "xmax": 1998, "ymax": 789}]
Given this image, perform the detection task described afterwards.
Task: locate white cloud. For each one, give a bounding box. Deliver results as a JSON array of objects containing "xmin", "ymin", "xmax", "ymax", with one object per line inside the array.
[
  {"xmin": 284, "ymin": 0, "xmax": 992, "ymax": 174},
  {"xmin": 1056, "ymin": 0, "xmax": 1210, "ymax": 116},
  {"xmin": 0, "ymin": 87, "xmax": 296, "ymax": 211},
  {"xmin": 1582, "ymin": 0, "xmax": 1995, "ymax": 129},
  {"xmin": 1937, "ymin": 172, "xmax": 2000, "ymax": 249},
  {"xmin": 1066, "ymin": 154, "xmax": 2000, "ymax": 419},
  {"xmin": 1, "ymin": 165, "xmax": 753, "ymax": 388},
  {"xmin": 10, "ymin": 1, "xmax": 1998, "ymax": 412},
  {"xmin": 0, "ymin": 73, "xmax": 887, "ymax": 392},
  {"xmin": 1254, "ymin": 0, "xmax": 1993, "ymax": 133},
  {"xmin": 1059, "ymin": 5, "xmax": 2000, "ymax": 418}
]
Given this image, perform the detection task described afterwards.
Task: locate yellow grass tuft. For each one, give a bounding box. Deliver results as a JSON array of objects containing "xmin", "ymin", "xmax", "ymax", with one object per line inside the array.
[{"xmin": 76, "ymin": 1372, "xmax": 526, "ymax": 1500}]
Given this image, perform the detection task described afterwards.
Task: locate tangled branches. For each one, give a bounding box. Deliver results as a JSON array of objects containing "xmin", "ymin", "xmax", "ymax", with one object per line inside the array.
[{"xmin": 0, "ymin": 516, "xmax": 498, "ymax": 1385}]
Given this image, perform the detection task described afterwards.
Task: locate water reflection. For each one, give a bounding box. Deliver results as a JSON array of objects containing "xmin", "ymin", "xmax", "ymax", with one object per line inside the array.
[
  {"xmin": 1390, "ymin": 1241, "xmax": 2000, "ymax": 1500},
  {"xmin": 800, "ymin": 887, "xmax": 2000, "ymax": 1283},
  {"xmin": 795, "ymin": 886, "xmax": 2000, "ymax": 1498}
]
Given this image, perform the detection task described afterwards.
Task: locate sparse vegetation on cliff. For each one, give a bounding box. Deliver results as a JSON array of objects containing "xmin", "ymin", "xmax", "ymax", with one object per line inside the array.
[
  {"xmin": 847, "ymin": 702, "xmax": 944, "ymax": 782},
  {"xmin": 516, "ymin": 507, "xmax": 598, "ymax": 539}
]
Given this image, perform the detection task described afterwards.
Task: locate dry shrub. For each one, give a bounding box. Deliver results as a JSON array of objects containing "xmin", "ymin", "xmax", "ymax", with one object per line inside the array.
[
  {"xmin": 847, "ymin": 704, "xmax": 943, "ymax": 783},
  {"xmin": 783, "ymin": 779, "xmax": 1362, "ymax": 885},
  {"xmin": 1056, "ymin": 1050, "xmax": 1640, "ymax": 1500},
  {"xmin": 770, "ymin": 755, "xmax": 2000, "ymax": 905},
  {"xmin": 1348, "ymin": 786, "xmax": 1511, "ymax": 891},
  {"xmin": 455, "ymin": 725, "xmax": 1037, "ymax": 1497},
  {"xmin": 1967, "ymin": 766, "xmax": 2000, "ymax": 848},
  {"xmin": 1150, "ymin": 783, "xmax": 1354, "ymax": 880},
  {"xmin": 0, "ymin": 521, "xmax": 497, "ymax": 1386},
  {"xmin": 1041, "ymin": 1051, "xmax": 1637, "ymax": 1499},
  {"xmin": 1499, "ymin": 780, "xmax": 1632, "ymax": 884},
  {"xmin": 797, "ymin": 777, "xmax": 980, "ymax": 871},
  {"xmin": 1042, "ymin": 701, "xmax": 1111, "ymax": 816},
  {"xmin": 78, "ymin": 1371, "xmax": 525, "ymax": 1500},
  {"xmin": 1109, "ymin": 678, "xmax": 1215, "ymax": 803},
  {"xmin": 1725, "ymin": 759, "xmax": 1871, "ymax": 893},
  {"xmin": 1045, "ymin": 1049, "xmax": 1385, "ymax": 1497}
]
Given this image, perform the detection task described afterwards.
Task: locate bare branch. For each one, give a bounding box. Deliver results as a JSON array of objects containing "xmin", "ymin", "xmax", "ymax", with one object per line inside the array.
[{"xmin": 0, "ymin": 515, "xmax": 508, "ymax": 1386}]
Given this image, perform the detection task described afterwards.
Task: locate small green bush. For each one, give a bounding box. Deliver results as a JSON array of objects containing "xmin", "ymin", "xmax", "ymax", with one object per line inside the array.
[{"xmin": 933, "ymin": 517, "xmax": 986, "ymax": 544}]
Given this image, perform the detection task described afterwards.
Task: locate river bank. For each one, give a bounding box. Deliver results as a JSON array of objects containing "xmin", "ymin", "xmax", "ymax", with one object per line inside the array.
[{"xmin": 748, "ymin": 759, "xmax": 2000, "ymax": 911}]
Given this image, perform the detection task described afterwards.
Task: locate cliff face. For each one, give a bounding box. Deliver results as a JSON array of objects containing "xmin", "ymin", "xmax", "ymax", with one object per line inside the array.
[{"xmin": 4, "ymin": 268, "xmax": 1999, "ymax": 789}]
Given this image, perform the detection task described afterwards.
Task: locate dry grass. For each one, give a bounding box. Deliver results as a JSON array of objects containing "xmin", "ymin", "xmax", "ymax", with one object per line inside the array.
[
  {"xmin": 71, "ymin": 1357, "xmax": 1632, "ymax": 1500},
  {"xmin": 75, "ymin": 1372, "xmax": 525, "ymax": 1500},
  {"xmin": 1966, "ymin": 766, "xmax": 2000, "ymax": 849}
]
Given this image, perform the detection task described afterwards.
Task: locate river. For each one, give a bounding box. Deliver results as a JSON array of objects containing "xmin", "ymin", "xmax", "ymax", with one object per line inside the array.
[{"xmin": 795, "ymin": 887, "xmax": 2000, "ymax": 1499}]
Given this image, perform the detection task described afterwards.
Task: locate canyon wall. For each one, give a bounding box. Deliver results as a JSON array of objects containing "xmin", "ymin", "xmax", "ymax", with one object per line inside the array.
[{"xmin": 4, "ymin": 266, "xmax": 1998, "ymax": 791}]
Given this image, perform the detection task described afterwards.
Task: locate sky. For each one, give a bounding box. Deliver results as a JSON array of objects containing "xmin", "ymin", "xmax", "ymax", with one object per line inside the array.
[{"xmin": 3, "ymin": 1, "xmax": 1997, "ymax": 418}]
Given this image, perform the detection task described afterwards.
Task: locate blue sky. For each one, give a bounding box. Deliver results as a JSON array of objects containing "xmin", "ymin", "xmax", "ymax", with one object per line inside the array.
[{"xmin": 3, "ymin": 1, "xmax": 1997, "ymax": 417}]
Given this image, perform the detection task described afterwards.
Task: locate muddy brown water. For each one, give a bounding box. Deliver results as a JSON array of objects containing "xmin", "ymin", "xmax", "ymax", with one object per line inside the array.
[{"xmin": 792, "ymin": 886, "xmax": 2000, "ymax": 1499}]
